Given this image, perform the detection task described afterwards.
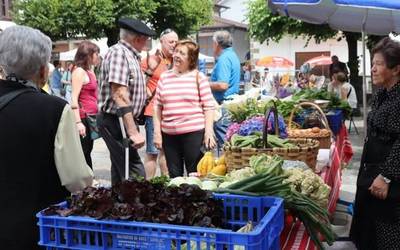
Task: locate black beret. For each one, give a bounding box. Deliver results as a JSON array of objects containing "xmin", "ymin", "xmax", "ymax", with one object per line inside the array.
[{"xmin": 118, "ymin": 18, "xmax": 156, "ymax": 37}]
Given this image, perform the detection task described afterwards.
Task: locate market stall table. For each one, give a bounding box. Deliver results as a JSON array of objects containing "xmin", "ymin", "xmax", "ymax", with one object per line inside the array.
[{"xmin": 280, "ymin": 125, "xmax": 353, "ymax": 249}]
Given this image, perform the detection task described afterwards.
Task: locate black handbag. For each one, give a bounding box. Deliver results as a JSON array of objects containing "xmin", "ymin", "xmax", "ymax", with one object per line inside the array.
[
  {"xmin": 80, "ymin": 100, "xmax": 101, "ymax": 140},
  {"xmin": 136, "ymin": 107, "xmax": 147, "ymax": 126},
  {"xmin": 135, "ymin": 50, "xmax": 163, "ymax": 126},
  {"xmin": 136, "ymin": 91, "xmax": 156, "ymax": 126}
]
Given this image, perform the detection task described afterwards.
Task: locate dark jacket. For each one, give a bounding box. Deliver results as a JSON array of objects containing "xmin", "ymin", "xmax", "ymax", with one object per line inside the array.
[
  {"xmin": 351, "ymin": 83, "xmax": 400, "ymax": 249},
  {"xmin": 0, "ymin": 80, "xmax": 69, "ymax": 250}
]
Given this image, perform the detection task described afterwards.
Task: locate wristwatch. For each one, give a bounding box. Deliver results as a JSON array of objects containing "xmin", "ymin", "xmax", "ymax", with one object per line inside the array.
[{"xmin": 379, "ymin": 174, "xmax": 391, "ymax": 184}]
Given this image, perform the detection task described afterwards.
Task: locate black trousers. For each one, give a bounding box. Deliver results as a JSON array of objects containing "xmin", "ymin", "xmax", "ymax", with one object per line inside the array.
[
  {"xmin": 97, "ymin": 112, "xmax": 145, "ymax": 185},
  {"xmin": 80, "ymin": 117, "xmax": 94, "ymax": 168},
  {"xmin": 162, "ymin": 130, "xmax": 204, "ymax": 178}
]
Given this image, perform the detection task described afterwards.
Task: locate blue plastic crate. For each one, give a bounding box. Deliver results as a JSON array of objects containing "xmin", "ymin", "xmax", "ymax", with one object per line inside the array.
[
  {"xmin": 37, "ymin": 194, "xmax": 284, "ymax": 250},
  {"xmin": 325, "ymin": 109, "xmax": 343, "ymax": 135}
]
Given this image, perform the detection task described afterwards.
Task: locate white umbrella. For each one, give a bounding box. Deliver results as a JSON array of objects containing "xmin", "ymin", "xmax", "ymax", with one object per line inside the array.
[
  {"xmin": 269, "ymin": 0, "xmax": 400, "ymax": 134},
  {"xmin": 59, "ymin": 38, "xmax": 109, "ymax": 61},
  {"xmin": 0, "ymin": 21, "xmax": 16, "ymax": 31},
  {"xmin": 59, "ymin": 48, "xmax": 78, "ymax": 61},
  {"xmin": 199, "ymin": 53, "xmax": 215, "ymax": 63}
]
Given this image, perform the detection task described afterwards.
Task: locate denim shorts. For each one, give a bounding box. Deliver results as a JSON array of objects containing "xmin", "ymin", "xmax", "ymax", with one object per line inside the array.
[
  {"xmin": 213, "ymin": 107, "xmax": 231, "ymax": 149},
  {"xmin": 145, "ymin": 116, "xmax": 159, "ymax": 155}
]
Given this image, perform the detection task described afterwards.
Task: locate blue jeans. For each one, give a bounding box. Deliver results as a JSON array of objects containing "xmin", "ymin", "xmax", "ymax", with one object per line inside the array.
[
  {"xmin": 213, "ymin": 107, "xmax": 231, "ymax": 149},
  {"xmin": 145, "ymin": 116, "xmax": 159, "ymax": 155}
]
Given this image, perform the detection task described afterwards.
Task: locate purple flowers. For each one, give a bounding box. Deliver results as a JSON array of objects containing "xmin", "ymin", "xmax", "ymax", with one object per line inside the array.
[
  {"xmin": 225, "ymin": 122, "xmax": 241, "ymax": 142},
  {"xmin": 225, "ymin": 115, "xmax": 288, "ymax": 141},
  {"xmin": 239, "ymin": 116, "xmax": 264, "ymax": 136}
]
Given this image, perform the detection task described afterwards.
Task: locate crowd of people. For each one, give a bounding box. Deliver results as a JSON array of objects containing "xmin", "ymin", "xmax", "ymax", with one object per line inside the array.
[
  {"xmin": 242, "ymin": 55, "xmax": 358, "ymax": 109},
  {"xmin": 0, "ymin": 19, "xmax": 241, "ymax": 249}
]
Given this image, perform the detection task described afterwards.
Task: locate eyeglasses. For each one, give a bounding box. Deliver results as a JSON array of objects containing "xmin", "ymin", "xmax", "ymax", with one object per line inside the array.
[{"xmin": 160, "ymin": 28, "xmax": 175, "ymax": 37}]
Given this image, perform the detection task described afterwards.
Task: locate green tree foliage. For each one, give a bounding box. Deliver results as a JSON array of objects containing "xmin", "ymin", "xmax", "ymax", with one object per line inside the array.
[
  {"xmin": 246, "ymin": 0, "xmax": 336, "ymax": 45},
  {"xmin": 13, "ymin": 0, "xmax": 213, "ymax": 46},
  {"xmin": 13, "ymin": 0, "xmax": 115, "ymax": 41},
  {"xmin": 151, "ymin": 0, "xmax": 212, "ymax": 38}
]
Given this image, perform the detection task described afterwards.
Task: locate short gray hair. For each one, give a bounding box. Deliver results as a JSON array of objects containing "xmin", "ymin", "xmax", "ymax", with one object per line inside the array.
[
  {"xmin": 119, "ymin": 28, "xmax": 140, "ymax": 41},
  {"xmin": 213, "ymin": 30, "xmax": 233, "ymax": 49},
  {"xmin": 0, "ymin": 25, "xmax": 52, "ymax": 80}
]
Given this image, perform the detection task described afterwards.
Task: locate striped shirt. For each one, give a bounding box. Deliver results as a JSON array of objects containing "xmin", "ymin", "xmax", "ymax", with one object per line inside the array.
[
  {"xmin": 155, "ymin": 70, "xmax": 215, "ymax": 135},
  {"xmin": 99, "ymin": 40, "xmax": 146, "ymax": 116}
]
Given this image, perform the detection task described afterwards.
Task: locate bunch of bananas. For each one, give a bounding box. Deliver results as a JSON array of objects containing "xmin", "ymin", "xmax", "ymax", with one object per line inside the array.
[{"xmin": 197, "ymin": 153, "xmax": 227, "ymax": 176}]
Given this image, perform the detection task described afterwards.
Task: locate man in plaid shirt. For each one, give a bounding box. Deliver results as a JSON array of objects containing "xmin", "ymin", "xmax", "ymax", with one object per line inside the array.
[{"xmin": 98, "ymin": 18, "xmax": 156, "ymax": 184}]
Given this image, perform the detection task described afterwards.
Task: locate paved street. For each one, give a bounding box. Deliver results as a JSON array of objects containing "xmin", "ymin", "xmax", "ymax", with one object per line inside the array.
[{"xmin": 91, "ymin": 118, "xmax": 365, "ymax": 249}]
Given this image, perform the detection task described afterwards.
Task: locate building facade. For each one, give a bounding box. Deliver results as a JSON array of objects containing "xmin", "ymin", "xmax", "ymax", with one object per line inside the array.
[{"xmin": 0, "ymin": 0, "xmax": 12, "ymax": 21}]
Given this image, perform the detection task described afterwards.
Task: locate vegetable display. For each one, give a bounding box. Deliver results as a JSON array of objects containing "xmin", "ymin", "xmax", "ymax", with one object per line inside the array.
[
  {"xmin": 43, "ymin": 179, "xmax": 224, "ymax": 229},
  {"xmin": 214, "ymin": 154, "xmax": 335, "ymax": 249}
]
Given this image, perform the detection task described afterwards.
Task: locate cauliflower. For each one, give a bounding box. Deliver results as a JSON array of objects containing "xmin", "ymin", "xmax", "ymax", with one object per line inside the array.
[
  {"xmin": 283, "ymin": 167, "xmax": 331, "ymax": 208},
  {"xmin": 226, "ymin": 167, "xmax": 256, "ymax": 182}
]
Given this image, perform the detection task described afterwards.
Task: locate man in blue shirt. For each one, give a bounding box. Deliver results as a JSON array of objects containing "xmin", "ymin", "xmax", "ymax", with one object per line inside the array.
[
  {"xmin": 209, "ymin": 30, "xmax": 241, "ymax": 149},
  {"xmin": 50, "ymin": 60, "xmax": 64, "ymax": 97}
]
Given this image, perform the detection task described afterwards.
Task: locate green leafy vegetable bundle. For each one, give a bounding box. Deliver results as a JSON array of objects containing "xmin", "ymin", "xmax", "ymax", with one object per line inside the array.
[
  {"xmin": 292, "ymin": 88, "xmax": 352, "ymax": 119},
  {"xmin": 225, "ymin": 98, "xmax": 270, "ymax": 123}
]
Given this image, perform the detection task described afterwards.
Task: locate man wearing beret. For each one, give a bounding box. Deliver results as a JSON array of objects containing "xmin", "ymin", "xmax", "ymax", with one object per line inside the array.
[{"xmin": 98, "ymin": 17, "xmax": 156, "ymax": 184}]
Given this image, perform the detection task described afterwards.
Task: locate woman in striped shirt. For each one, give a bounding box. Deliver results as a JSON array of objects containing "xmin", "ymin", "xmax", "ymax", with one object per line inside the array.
[{"xmin": 153, "ymin": 40, "xmax": 216, "ymax": 177}]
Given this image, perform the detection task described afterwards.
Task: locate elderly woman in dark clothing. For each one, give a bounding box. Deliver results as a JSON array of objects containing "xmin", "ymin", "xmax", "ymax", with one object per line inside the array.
[
  {"xmin": 350, "ymin": 37, "xmax": 400, "ymax": 249},
  {"xmin": 0, "ymin": 25, "xmax": 93, "ymax": 250}
]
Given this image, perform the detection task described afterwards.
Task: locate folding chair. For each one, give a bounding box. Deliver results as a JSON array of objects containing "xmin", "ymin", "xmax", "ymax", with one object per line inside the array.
[{"xmin": 348, "ymin": 110, "xmax": 359, "ymax": 135}]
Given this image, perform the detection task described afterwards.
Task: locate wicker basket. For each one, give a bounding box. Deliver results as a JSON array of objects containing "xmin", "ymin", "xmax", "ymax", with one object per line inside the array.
[
  {"xmin": 287, "ymin": 102, "xmax": 332, "ymax": 149},
  {"xmin": 224, "ymin": 138, "xmax": 320, "ymax": 172},
  {"xmin": 224, "ymin": 103, "xmax": 320, "ymax": 172}
]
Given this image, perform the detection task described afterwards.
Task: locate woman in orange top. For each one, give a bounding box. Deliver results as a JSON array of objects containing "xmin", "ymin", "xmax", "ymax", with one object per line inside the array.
[{"xmin": 141, "ymin": 29, "xmax": 178, "ymax": 178}]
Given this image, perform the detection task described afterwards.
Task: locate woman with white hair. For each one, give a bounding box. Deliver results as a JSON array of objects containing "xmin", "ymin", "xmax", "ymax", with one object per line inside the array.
[{"xmin": 0, "ymin": 25, "xmax": 93, "ymax": 250}]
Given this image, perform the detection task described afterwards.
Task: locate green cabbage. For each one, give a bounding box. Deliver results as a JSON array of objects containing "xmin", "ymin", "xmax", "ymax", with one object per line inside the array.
[
  {"xmin": 201, "ymin": 180, "xmax": 218, "ymax": 190},
  {"xmin": 168, "ymin": 177, "xmax": 186, "ymax": 187}
]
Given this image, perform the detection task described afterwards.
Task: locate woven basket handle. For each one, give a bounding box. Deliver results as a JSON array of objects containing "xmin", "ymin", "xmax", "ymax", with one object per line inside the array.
[
  {"xmin": 288, "ymin": 101, "xmax": 331, "ymax": 131},
  {"xmin": 263, "ymin": 101, "xmax": 279, "ymax": 148}
]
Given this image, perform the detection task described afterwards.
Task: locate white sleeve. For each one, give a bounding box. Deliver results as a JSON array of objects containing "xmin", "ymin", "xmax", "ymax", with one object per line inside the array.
[
  {"xmin": 54, "ymin": 105, "xmax": 94, "ymax": 193},
  {"xmin": 342, "ymin": 83, "xmax": 351, "ymax": 94}
]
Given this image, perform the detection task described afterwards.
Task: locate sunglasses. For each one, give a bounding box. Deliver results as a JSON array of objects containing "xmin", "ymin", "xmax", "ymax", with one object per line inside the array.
[{"xmin": 160, "ymin": 28, "xmax": 175, "ymax": 37}]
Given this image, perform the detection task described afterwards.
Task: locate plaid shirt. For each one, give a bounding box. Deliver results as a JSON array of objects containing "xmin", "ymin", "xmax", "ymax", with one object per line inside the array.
[{"xmin": 99, "ymin": 40, "xmax": 146, "ymax": 116}]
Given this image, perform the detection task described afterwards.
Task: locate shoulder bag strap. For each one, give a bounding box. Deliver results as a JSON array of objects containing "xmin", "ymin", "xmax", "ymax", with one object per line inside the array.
[
  {"xmin": 145, "ymin": 51, "xmax": 163, "ymax": 101},
  {"xmin": 0, "ymin": 88, "xmax": 35, "ymax": 111},
  {"xmin": 195, "ymin": 70, "xmax": 201, "ymax": 102},
  {"xmin": 347, "ymin": 86, "xmax": 352, "ymax": 98}
]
